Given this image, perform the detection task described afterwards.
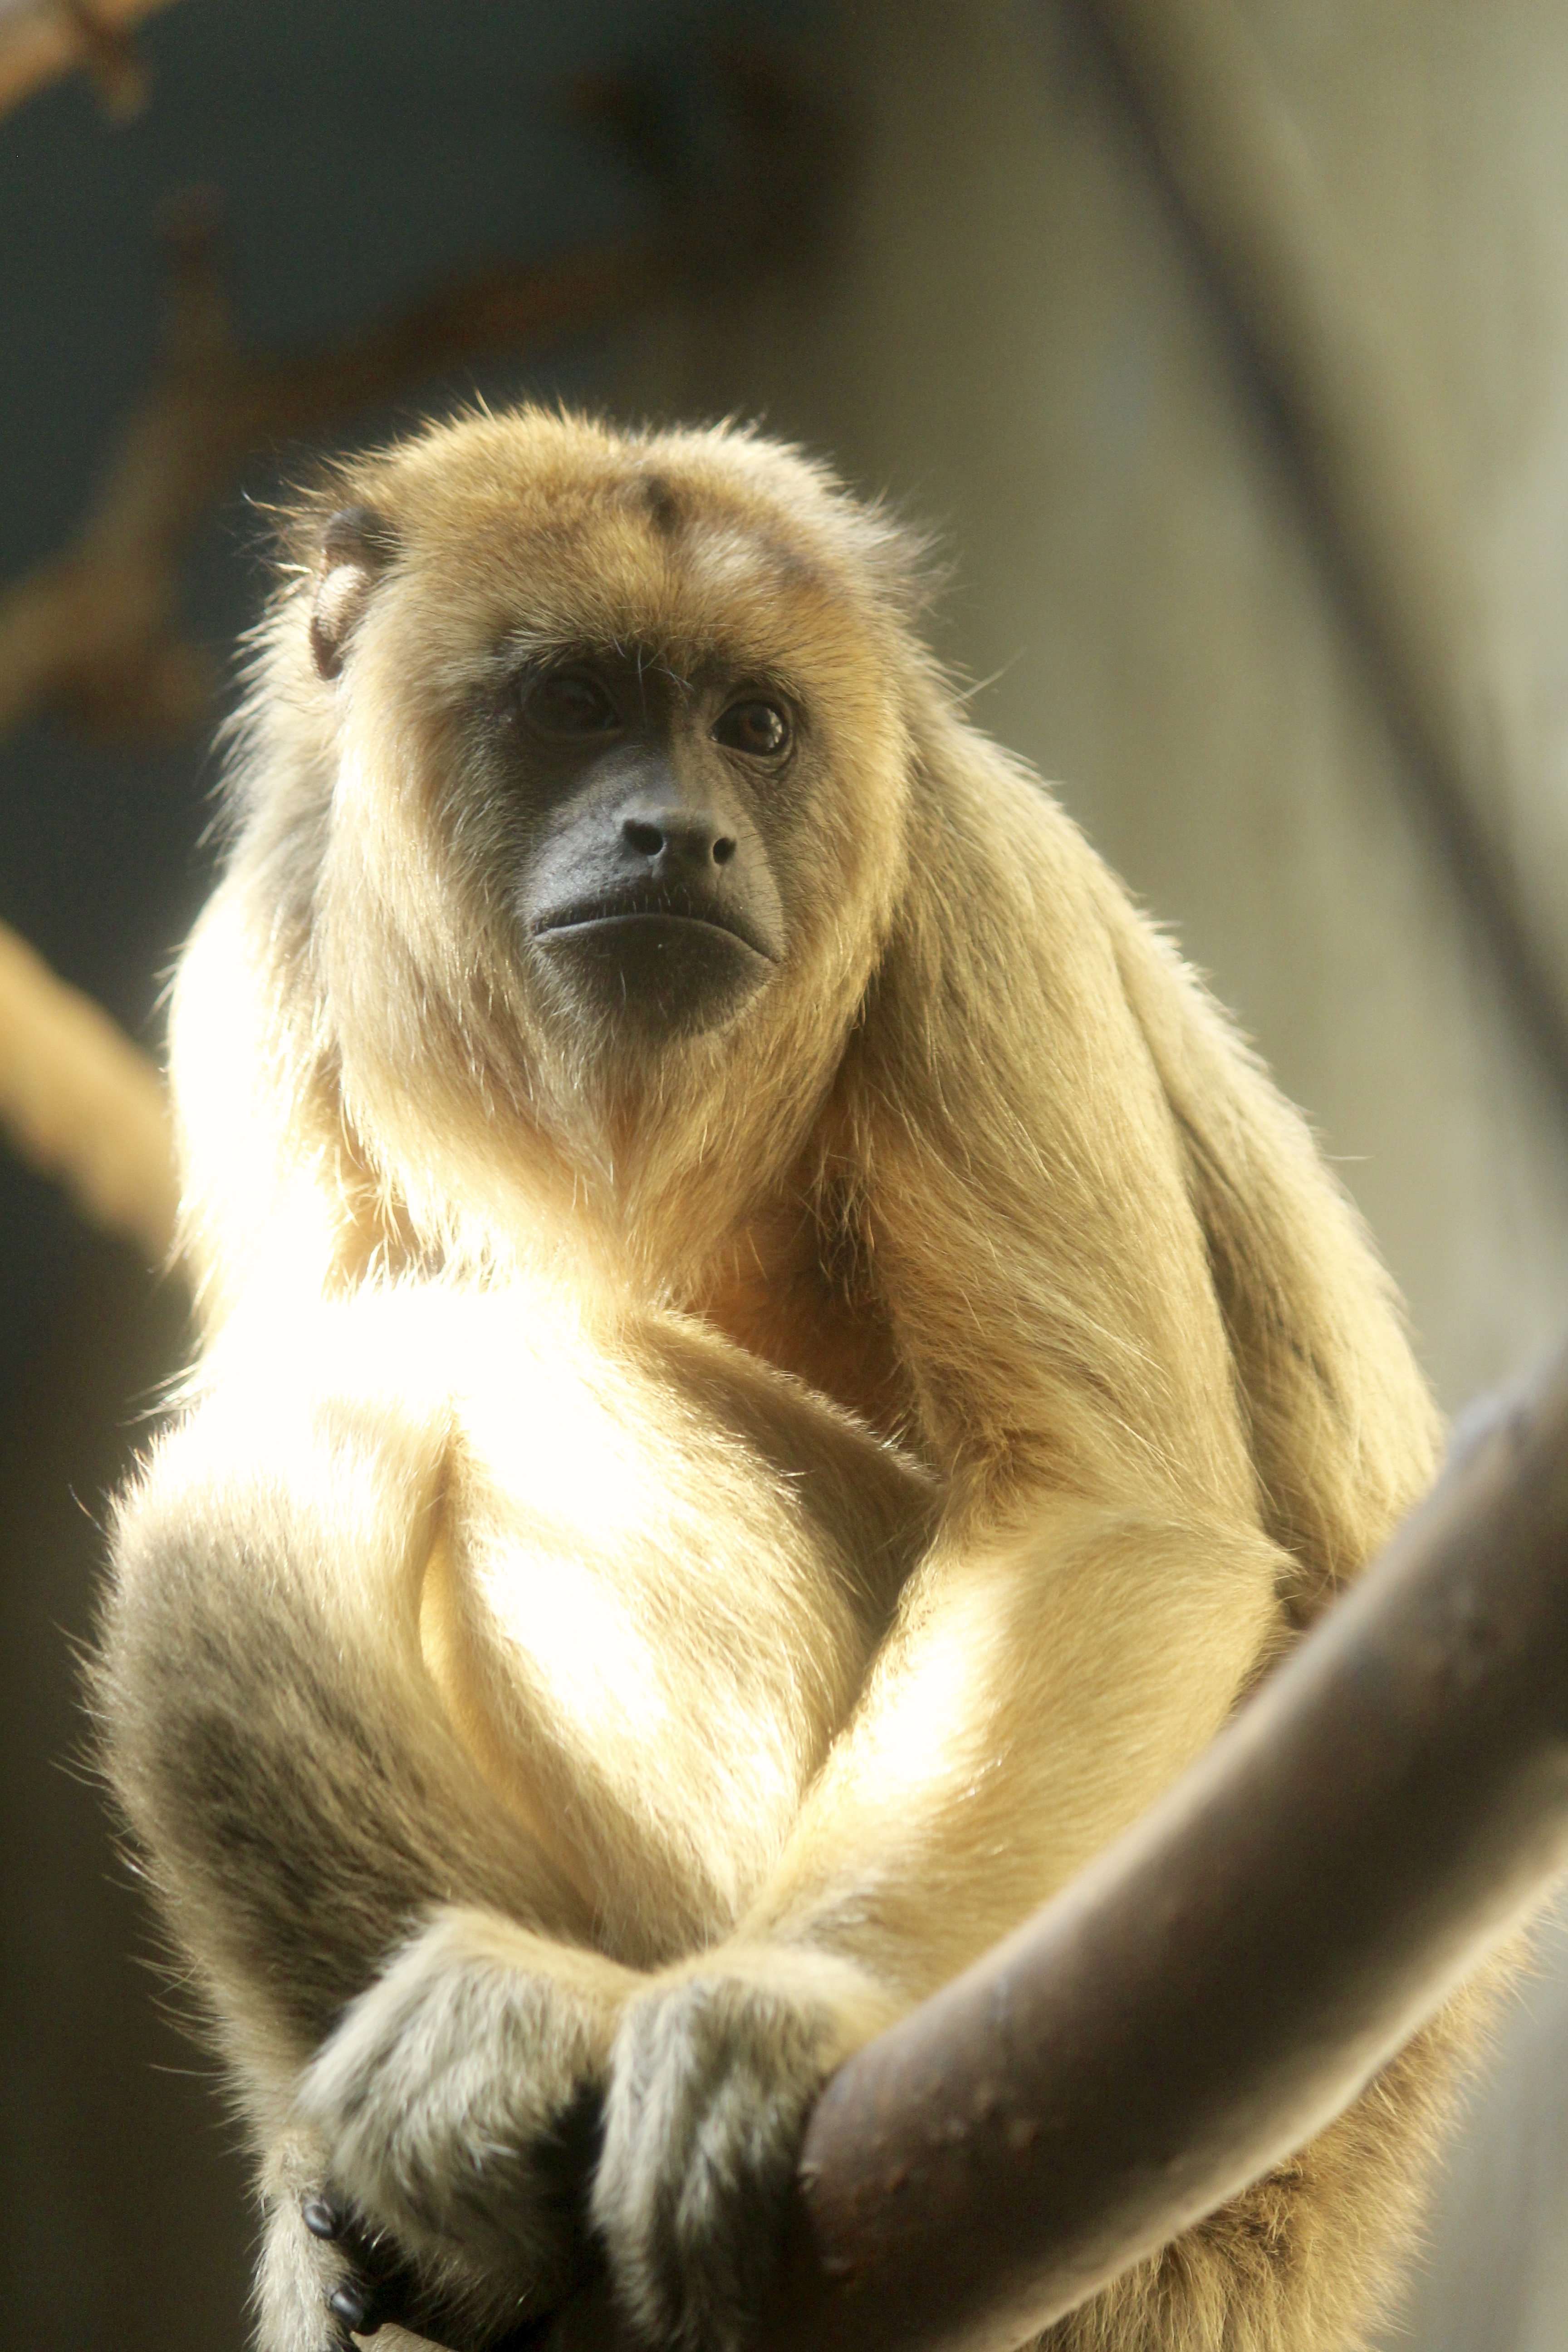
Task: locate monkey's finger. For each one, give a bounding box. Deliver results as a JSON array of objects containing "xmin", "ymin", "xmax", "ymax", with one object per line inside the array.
[
  {"xmin": 303, "ymin": 2195, "xmax": 426, "ymax": 2338},
  {"xmin": 328, "ymin": 2278, "xmax": 382, "ymax": 2336},
  {"xmin": 303, "ymin": 2195, "xmax": 345, "ymax": 2243}
]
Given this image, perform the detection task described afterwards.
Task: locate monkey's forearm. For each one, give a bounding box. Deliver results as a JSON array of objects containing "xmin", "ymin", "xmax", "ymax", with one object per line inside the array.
[{"xmin": 737, "ymin": 1503, "xmax": 1286, "ymax": 1996}]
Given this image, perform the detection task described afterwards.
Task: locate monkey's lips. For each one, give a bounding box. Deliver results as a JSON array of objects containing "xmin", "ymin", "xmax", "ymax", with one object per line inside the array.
[
  {"xmin": 532, "ymin": 890, "xmax": 777, "ymax": 961},
  {"xmin": 530, "ymin": 889, "xmax": 779, "ymax": 1031}
]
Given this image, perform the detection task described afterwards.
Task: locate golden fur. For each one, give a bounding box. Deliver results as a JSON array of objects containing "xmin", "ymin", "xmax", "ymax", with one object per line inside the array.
[{"xmin": 98, "ymin": 408, "xmax": 1468, "ymax": 2352}]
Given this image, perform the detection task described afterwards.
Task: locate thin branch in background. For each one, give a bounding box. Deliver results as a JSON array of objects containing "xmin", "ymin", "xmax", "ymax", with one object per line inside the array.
[
  {"xmin": 0, "ymin": 54, "xmax": 844, "ymax": 750},
  {"xmin": 0, "ymin": 51, "xmax": 848, "ymax": 1246},
  {"xmin": 0, "ymin": 0, "xmax": 173, "ymax": 119},
  {"xmin": 0, "ymin": 195, "xmax": 664, "ymax": 744},
  {"xmin": 0, "ymin": 918, "xmax": 176, "ymax": 1260},
  {"xmin": 60, "ymin": 0, "xmax": 149, "ymax": 115},
  {"xmin": 1070, "ymin": 0, "xmax": 1568, "ymax": 1114}
]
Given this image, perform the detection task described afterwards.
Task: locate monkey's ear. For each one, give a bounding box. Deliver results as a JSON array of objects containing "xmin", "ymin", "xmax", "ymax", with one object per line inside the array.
[{"xmin": 309, "ymin": 505, "xmax": 398, "ymax": 681}]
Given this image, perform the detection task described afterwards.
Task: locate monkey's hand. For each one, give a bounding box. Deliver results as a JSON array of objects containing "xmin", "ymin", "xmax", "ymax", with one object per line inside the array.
[
  {"xmin": 296, "ymin": 1907, "xmax": 638, "ymax": 2342},
  {"xmin": 590, "ymin": 1948, "xmax": 897, "ymax": 2352}
]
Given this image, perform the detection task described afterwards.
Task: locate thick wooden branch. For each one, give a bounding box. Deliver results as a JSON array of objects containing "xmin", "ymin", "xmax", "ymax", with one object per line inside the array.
[
  {"xmin": 760, "ymin": 1358, "xmax": 1568, "ymax": 2351},
  {"xmin": 534, "ymin": 1350, "xmax": 1568, "ymax": 2352},
  {"xmin": 1070, "ymin": 0, "xmax": 1568, "ymax": 1108}
]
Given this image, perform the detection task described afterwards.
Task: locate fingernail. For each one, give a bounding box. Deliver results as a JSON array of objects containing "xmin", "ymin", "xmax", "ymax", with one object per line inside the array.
[{"xmin": 328, "ymin": 2283, "xmax": 371, "ymax": 2331}]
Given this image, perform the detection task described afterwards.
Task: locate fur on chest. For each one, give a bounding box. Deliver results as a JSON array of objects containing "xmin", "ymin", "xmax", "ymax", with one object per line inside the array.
[{"xmin": 416, "ymin": 1300, "xmax": 935, "ymax": 1963}]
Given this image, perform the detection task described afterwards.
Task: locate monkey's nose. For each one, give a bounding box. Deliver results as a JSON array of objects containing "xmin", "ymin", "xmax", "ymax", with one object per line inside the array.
[{"xmin": 621, "ymin": 813, "xmax": 738, "ymax": 869}]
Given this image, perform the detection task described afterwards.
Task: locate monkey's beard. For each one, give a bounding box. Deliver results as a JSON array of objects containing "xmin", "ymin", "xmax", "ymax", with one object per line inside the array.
[
  {"xmin": 333, "ymin": 945, "xmax": 843, "ymax": 1305},
  {"xmin": 323, "ymin": 832, "xmax": 879, "ymax": 1302},
  {"xmin": 510, "ymin": 975, "xmax": 803, "ymax": 1288}
]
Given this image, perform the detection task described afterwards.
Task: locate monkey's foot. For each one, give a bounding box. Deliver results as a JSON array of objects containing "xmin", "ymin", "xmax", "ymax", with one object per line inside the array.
[
  {"xmin": 303, "ymin": 2191, "xmax": 436, "ymax": 2342},
  {"xmin": 303, "ymin": 2192, "xmax": 565, "ymax": 2350},
  {"xmin": 591, "ymin": 1953, "xmax": 895, "ymax": 2352},
  {"xmin": 298, "ymin": 1907, "xmax": 629, "ymax": 2326}
]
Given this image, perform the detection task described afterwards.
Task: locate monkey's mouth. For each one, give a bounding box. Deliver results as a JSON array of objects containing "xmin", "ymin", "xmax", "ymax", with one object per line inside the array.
[
  {"xmin": 530, "ymin": 888, "xmax": 779, "ymax": 1034},
  {"xmin": 531, "ymin": 888, "xmax": 779, "ymax": 965}
]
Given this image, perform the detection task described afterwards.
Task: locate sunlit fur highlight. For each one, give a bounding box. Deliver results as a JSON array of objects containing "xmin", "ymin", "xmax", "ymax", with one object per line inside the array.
[{"xmin": 98, "ymin": 408, "xmax": 1480, "ymax": 2352}]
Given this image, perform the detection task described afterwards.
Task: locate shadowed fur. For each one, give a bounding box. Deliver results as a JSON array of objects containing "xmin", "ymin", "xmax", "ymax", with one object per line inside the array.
[{"xmin": 96, "ymin": 408, "xmax": 1479, "ymax": 2352}]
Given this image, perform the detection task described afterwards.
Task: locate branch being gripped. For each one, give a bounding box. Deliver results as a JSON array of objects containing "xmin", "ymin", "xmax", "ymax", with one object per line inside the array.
[{"xmin": 519, "ymin": 1356, "xmax": 1568, "ymax": 2352}]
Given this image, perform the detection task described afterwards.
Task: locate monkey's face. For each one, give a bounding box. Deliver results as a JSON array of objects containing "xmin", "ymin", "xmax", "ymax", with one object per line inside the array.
[
  {"xmin": 501, "ymin": 648, "xmax": 790, "ymax": 1044},
  {"xmin": 289, "ymin": 412, "xmax": 918, "ymax": 1243}
]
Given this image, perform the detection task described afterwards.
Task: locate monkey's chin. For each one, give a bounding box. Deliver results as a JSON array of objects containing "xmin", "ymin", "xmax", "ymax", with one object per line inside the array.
[{"xmin": 534, "ymin": 914, "xmax": 774, "ymax": 1039}]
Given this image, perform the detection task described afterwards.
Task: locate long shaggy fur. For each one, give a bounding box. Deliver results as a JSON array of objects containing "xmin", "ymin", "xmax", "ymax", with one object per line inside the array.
[{"xmin": 96, "ymin": 407, "xmax": 1473, "ymax": 2352}]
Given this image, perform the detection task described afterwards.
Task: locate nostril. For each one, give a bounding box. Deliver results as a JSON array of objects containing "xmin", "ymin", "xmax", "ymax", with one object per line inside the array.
[
  {"xmin": 623, "ymin": 818, "xmax": 666, "ymax": 858},
  {"xmin": 712, "ymin": 837, "xmax": 737, "ymax": 866}
]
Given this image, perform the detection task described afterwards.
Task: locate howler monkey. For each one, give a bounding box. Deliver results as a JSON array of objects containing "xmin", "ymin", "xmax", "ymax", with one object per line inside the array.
[{"xmin": 99, "ymin": 410, "xmax": 1470, "ymax": 2352}]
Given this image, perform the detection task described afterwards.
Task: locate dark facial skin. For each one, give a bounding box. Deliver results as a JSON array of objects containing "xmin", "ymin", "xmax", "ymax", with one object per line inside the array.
[{"xmin": 504, "ymin": 649, "xmax": 793, "ymax": 1040}]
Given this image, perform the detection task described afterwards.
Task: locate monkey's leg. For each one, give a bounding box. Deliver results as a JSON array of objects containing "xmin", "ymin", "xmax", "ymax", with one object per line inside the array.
[{"xmin": 99, "ymin": 1332, "xmax": 640, "ymax": 2349}]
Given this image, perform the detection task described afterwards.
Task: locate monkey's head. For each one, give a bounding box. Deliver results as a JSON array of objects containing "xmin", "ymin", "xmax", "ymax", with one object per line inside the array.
[{"xmin": 216, "ymin": 411, "xmax": 932, "ymax": 1275}]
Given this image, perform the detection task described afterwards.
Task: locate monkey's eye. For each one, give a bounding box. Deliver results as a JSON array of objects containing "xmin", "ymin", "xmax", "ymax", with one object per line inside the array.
[
  {"xmin": 714, "ymin": 698, "xmax": 791, "ymax": 758},
  {"xmin": 522, "ymin": 667, "xmax": 621, "ymax": 738}
]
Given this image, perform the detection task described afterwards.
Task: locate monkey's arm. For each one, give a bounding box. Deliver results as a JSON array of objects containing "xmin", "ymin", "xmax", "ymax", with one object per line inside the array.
[
  {"xmin": 588, "ymin": 1497, "xmax": 1286, "ymax": 2352},
  {"xmin": 98, "ymin": 1297, "xmax": 641, "ymax": 2349},
  {"xmin": 743, "ymin": 1503, "xmax": 1285, "ymax": 1978}
]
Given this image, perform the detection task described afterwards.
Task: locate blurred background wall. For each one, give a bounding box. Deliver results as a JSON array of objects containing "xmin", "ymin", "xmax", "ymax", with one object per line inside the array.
[{"xmin": 2, "ymin": 2, "xmax": 1566, "ymax": 2345}]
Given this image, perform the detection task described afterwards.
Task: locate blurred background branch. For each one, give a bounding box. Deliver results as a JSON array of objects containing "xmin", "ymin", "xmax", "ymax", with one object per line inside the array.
[
  {"xmin": 0, "ymin": 48, "xmax": 844, "ymax": 752},
  {"xmin": 0, "ymin": 917, "xmax": 174, "ymax": 1256},
  {"xmin": 0, "ymin": 0, "xmax": 176, "ymax": 120},
  {"xmin": 0, "ymin": 40, "xmax": 847, "ymax": 1263},
  {"xmin": 0, "ymin": 200, "xmax": 657, "ymax": 747}
]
